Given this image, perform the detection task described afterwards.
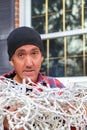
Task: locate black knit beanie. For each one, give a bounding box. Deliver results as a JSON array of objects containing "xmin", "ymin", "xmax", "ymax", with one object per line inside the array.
[{"xmin": 7, "ymin": 26, "xmax": 44, "ymax": 60}]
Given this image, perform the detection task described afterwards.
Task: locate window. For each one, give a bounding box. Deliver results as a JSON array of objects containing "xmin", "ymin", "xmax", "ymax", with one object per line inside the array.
[
  {"xmin": 0, "ymin": 0, "xmax": 14, "ymax": 74},
  {"xmin": 20, "ymin": 0, "xmax": 87, "ymax": 77}
]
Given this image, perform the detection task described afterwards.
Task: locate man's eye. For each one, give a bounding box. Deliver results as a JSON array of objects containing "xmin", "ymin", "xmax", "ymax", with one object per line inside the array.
[
  {"xmin": 32, "ymin": 51, "xmax": 39, "ymax": 55},
  {"xmin": 18, "ymin": 53, "xmax": 24, "ymax": 57},
  {"xmin": 32, "ymin": 52, "xmax": 36, "ymax": 55}
]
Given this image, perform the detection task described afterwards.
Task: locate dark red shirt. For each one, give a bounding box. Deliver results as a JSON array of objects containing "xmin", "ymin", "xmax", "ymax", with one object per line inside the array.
[{"xmin": 3, "ymin": 70, "xmax": 65, "ymax": 88}]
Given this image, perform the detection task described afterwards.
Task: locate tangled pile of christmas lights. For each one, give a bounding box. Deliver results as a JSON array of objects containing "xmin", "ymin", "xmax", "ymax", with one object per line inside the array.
[{"xmin": 0, "ymin": 76, "xmax": 87, "ymax": 130}]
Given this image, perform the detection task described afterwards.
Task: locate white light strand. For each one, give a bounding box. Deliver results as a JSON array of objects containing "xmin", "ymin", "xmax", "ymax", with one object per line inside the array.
[{"xmin": 0, "ymin": 76, "xmax": 87, "ymax": 130}]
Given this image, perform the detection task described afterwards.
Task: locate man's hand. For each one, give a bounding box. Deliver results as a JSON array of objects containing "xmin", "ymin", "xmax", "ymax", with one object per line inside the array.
[{"xmin": 3, "ymin": 105, "xmax": 24, "ymax": 130}]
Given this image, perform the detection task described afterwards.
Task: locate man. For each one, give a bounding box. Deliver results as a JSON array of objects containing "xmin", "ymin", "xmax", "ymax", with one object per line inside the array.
[
  {"xmin": 3, "ymin": 26, "xmax": 64, "ymax": 130},
  {"xmin": 3, "ymin": 26, "xmax": 64, "ymax": 88}
]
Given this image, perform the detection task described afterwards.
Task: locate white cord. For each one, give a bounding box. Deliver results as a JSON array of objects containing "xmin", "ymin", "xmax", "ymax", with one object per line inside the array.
[{"xmin": 0, "ymin": 76, "xmax": 87, "ymax": 129}]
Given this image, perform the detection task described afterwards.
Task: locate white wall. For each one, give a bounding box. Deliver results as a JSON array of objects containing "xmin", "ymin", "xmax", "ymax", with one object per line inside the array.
[{"xmin": 57, "ymin": 76, "xmax": 87, "ymax": 87}]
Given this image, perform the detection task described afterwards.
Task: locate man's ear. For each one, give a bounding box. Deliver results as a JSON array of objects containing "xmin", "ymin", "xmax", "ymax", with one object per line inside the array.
[
  {"xmin": 41, "ymin": 56, "xmax": 44, "ymax": 63},
  {"xmin": 9, "ymin": 61, "xmax": 14, "ymax": 67}
]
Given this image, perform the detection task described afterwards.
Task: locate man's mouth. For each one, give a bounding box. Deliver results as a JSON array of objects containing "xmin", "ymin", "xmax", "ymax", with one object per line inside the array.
[{"xmin": 23, "ymin": 70, "xmax": 34, "ymax": 75}]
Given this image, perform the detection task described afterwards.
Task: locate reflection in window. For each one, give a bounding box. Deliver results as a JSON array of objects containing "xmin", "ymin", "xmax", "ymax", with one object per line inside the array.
[
  {"xmin": 67, "ymin": 35, "xmax": 83, "ymax": 56},
  {"xmin": 49, "ymin": 38, "xmax": 64, "ymax": 57},
  {"xmin": 32, "ymin": 0, "xmax": 87, "ymax": 77},
  {"xmin": 49, "ymin": 59, "xmax": 64, "ymax": 77},
  {"xmin": 66, "ymin": 57, "xmax": 83, "ymax": 76}
]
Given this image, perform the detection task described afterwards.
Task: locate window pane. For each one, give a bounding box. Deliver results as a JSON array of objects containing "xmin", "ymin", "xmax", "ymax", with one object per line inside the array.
[
  {"xmin": 84, "ymin": 1, "xmax": 87, "ymax": 28},
  {"xmin": 48, "ymin": 0, "xmax": 63, "ymax": 33},
  {"xmin": 49, "ymin": 38, "xmax": 64, "ymax": 57},
  {"xmin": 66, "ymin": 57, "xmax": 83, "ymax": 76},
  {"xmin": 67, "ymin": 35, "xmax": 83, "ymax": 56},
  {"xmin": 31, "ymin": 0, "xmax": 45, "ymax": 33},
  {"xmin": 0, "ymin": 0, "xmax": 14, "ymax": 75},
  {"xmin": 65, "ymin": 0, "xmax": 82, "ymax": 30},
  {"xmin": 49, "ymin": 59, "xmax": 64, "ymax": 77}
]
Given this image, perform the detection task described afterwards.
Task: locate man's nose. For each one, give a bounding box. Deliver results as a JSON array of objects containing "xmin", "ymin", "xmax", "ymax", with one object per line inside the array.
[{"xmin": 25, "ymin": 56, "xmax": 33, "ymax": 66}]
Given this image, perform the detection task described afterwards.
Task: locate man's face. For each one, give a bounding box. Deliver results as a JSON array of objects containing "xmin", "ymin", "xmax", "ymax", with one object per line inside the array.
[{"xmin": 10, "ymin": 44, "xmax": 44, "ymax": 83}]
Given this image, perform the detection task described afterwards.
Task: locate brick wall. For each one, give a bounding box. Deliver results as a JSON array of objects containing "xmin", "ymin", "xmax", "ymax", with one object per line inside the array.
[{"xmin": 15, "ymin": 0, "xmax": 19, "ymax": 28}]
